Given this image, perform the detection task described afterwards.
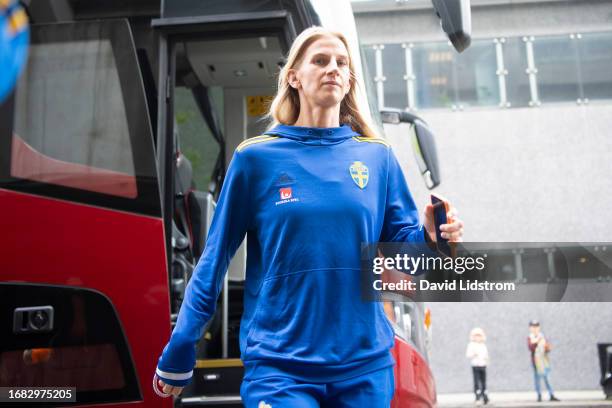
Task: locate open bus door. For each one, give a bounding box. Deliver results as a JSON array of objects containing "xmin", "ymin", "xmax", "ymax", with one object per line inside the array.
[
  {"xmin": 151, "ymin": 6, "xmax": 298, "ymax": 406},
  {"xmin": 0, "ymin": 19, "xmax": 172, "ymax": 407}
]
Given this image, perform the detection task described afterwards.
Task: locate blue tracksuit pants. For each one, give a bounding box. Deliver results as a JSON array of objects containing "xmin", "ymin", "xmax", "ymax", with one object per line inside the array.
[{"xmin": 240, "ymin": 366, "xmax": 394, "ymax": 408}]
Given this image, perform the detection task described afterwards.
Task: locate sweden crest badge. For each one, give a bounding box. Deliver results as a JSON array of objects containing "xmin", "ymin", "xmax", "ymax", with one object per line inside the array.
[{"xmin": 349, "ymin": 161, "xmax": 369, "ymax": 189}]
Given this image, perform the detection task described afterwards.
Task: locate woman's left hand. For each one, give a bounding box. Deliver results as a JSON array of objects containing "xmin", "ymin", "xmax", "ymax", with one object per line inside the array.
[{"xmin": 423, "ymin": 203, "xmax": 464, "ymax": 243}]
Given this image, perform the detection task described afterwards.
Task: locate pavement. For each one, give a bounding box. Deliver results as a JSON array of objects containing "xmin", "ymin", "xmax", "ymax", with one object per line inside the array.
[{"xmin": 437, "ymin": 390, "xmax": 612, "ymax": 408}]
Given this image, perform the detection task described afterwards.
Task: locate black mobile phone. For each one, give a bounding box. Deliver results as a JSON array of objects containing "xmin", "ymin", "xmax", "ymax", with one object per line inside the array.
[{"xmin": 431, "ymin": 193, "xmax": 452, "ymax": 257}]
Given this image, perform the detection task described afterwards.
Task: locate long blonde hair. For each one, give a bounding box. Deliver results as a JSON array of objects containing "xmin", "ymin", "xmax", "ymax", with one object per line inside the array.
[{"xmin": 265, "ymin": 26, "xmax": 380, "ymax": 138}]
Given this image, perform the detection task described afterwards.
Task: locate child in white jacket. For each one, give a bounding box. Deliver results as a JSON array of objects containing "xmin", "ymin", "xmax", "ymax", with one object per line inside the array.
[{"xmin": 466, "ymin": 327, "xmax": 489, "ymax": 405}]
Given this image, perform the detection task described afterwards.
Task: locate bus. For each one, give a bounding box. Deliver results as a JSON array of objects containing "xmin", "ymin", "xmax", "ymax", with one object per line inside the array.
[{"xmin": 0, "ymin": 0, "xmax": 470, "ymax": 406}]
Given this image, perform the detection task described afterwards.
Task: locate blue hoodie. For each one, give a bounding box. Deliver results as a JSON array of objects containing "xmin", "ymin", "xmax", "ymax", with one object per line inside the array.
[{"xmin": 156, "ymin": 123, "xmax": 427, "ymax": 386}]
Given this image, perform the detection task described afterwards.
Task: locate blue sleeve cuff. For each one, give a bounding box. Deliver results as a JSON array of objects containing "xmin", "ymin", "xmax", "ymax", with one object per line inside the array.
[{"xmin": 155, "ymin": 367, "xmax": 193, "ymax": 387}]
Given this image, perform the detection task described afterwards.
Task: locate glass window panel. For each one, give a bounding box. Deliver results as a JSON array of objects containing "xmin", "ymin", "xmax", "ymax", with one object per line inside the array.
[
  {"xmin": 362, "ymin": 44, "xmax": 377, "ymax": 84},
  {"xmin": 14, "ymin": 41, "xmax": 133, "ymax": 175},
  {"xmin": 532, "ymin": 35, "xmax": 581, "ymax": 103},
  {"xmin": 578, "ymin": 32, "xmax": 612, "ymax": 101},
  {"xmin": 413, "ymin": 42, "xmax": 456, "ymax": 109},
  {"xmin": 382, "ymin": 43, "xmax": 408, "ymax": 109},
  {"xmin": 455, "ymin": 39, "xmax": 499, "ymax": 107},
  {"xmin": 503, "ymin": 37, "xmax": 531, "ymax": 107},
  {"xmin": 175, "ymin": 87, "xmax": 220, "ymax": 191},
  {"xmin": 360, "ymin": 44, "xmax": 383, "ymax": 131},
  {"xmin": 12, "ymin": 40, "xmax": 137, "ymax": 198}
]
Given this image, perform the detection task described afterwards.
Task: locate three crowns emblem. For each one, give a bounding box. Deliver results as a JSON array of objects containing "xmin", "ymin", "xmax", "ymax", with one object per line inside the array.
[{"xmin": 349, "ymin": 161, "xmax": 369, "ymax": 189}]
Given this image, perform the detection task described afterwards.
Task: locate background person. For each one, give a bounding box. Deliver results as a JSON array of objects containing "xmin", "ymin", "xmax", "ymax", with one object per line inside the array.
[
  {"xmin": 154, "ymin": 26, "xmax": 464, "ymax": 407},
  {"xmin": 466, "ymin": 327, "xmax": 489, "ymax": 405},
  {"xmin": 528, "ymin": 320, "xmax": 560, "ymax": 402}
]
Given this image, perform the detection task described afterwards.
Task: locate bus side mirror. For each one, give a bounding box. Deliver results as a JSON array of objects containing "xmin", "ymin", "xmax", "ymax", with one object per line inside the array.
[
  {"xmin": 381, "ymin": 110, "xmax": 441, "ymax": 189},
  {"xmin": 431, "ymin": 0, "xmax": 472, "ymax": 53}
]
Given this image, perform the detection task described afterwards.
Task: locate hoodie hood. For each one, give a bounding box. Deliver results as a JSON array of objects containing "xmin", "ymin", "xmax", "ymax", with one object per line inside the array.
[{"xmin": 264, "ymin": 123, "xmax": 360, "ymax": 146}]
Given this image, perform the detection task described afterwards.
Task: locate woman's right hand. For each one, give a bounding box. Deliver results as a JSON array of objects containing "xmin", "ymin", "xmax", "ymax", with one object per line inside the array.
[{"xmin": 157, "ymin": 378, "xmax": 184, "ymax": 397}]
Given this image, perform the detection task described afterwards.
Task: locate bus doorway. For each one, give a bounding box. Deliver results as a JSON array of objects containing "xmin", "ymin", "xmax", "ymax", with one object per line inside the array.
[{"xmin": 152, "ymin": 9, "xmax": 298, "ymax": 406}]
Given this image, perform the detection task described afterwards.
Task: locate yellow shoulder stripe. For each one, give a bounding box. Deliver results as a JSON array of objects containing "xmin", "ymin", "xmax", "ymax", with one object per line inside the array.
[
  {"xmin": 8, "ymin": 8, "xmax": 28, "ymax": 35},
  {"xmin": 352, "ymin": 136, "xmax": 390, "ymax": 147},
  {"xmin": 236, "ymin": 135, "xmax": 279, "ymax": 152}
]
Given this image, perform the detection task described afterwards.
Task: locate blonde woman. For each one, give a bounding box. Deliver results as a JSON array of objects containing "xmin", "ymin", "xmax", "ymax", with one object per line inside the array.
[
  {"xmin": 154, "ymin": 27, "xmax": 464, "ymax": 406},
  {"xmin": 466, "ymin": 327, "xmax": 489, "ymax": 405}
]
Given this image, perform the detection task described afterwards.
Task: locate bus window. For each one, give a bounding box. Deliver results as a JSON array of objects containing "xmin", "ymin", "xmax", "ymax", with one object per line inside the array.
[
  {"xmin": 12, "ymin": 39, "xmax": 136, "ymax": 198},
  {"xmin": 400, "ymin": 301, "xmax": 429, "ymax": 360},
  {"xmin": 0, "ymin": 20, "xmax": 160, "ymax": 217},
  {"xmin": 174, "ymin": 86, "xmax": 221, "ymax": 193},
  {"xmin": 384, "ymin": 300, "xmax": 426, "ymax": 356},
  {"xmin": 359, "ymin": 43, "xmax": 384, "ymax": 134}
]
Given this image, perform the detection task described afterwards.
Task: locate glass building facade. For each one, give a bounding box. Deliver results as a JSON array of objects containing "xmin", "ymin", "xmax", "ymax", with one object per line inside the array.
[{"xmin": 362, "ymin": 31, "xmax": 612, "ymax": 110}]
